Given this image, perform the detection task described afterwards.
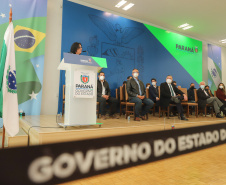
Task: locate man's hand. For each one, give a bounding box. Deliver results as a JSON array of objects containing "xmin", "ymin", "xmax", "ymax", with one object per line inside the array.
[
  {"xmin": 156, "ymin": 97, "xmax": 159, "ymax": 101},
  {"xmin": 137, "ymin": 95, "xmax": 145, "ymax": 100},
  {"xmin": 102, "ymin": 95, "xmax": 109, "ymax": 100},
  {"xmin": 183, "ymin": 94, "xmax": 188, "ymax": 101}
]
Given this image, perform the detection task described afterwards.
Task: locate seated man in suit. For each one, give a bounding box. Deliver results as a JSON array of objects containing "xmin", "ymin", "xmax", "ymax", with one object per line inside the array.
[
  {"xmin": 160, "ymin": 75, "xmax": 188, "ymax": 120},
  {"xmin": 187, "ymin": 83, "xmax": 196, "ymax": 102},
  {"xmin": 97, "ymin": 72, "xmax": 119, "ymax": 120},
  {"xmin": 197, "ymin": 81, "xmax": 226, "ymax": 118},
  {"xmin": 149, "ymin": 78, "xmax": 159, "ymax": 106},
  {"xmin": 126, "ymin": 69, "xmax": 154, "ymax": 121}
]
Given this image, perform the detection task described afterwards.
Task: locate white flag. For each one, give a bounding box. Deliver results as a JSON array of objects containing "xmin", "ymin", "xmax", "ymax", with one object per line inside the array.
[{"xmin": 0, "ymin": 22, "xmax": 19, "ymax": 137}]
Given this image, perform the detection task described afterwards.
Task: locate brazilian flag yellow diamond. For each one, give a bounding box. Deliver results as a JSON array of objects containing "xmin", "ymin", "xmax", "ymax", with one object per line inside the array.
[{"xmin": 14, "ymin": 25, "xmax": 46, "ymax": 53}]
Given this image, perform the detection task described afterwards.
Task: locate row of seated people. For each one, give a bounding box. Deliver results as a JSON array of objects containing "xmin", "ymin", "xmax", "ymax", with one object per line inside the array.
[{"xmin": 97, "ymin": 69, "xmax": 226, "ymax": 121}]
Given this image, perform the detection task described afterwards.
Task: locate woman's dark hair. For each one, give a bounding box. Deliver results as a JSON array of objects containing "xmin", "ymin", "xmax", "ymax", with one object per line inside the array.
[
  {"xmin": 218, "ymin": 83, "xmax": 225, "ymax": 94},
  {"xmin": 70, "ymin": 42, "xmax": 82, "ymax": 54}
]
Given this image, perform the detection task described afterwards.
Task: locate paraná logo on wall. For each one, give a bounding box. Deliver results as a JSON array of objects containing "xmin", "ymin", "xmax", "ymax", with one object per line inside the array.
[
  {"xmin": 195, "ymin": 46, "xmax": 198, "ymax": 53},
  {"xmin": 176, "ymin": 44, "xmax": 198, "ymax": 53},
  {"xmin": 81, "ymin": 75, "xmax": 89, "ymax": 84}
]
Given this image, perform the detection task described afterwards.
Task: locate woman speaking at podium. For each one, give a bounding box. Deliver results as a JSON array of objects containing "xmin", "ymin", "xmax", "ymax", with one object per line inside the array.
[{"xmin": 70, "ymin": 42, "xmax": 82, "ymax": 55}]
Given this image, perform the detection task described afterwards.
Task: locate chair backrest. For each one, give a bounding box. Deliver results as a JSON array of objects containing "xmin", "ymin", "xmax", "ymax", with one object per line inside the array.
[
  {"xmin": 158, "ymin": 86, "xmax": 160, "ymax": 98},
  {"xmin": 63, "ymin": 85, "xmax": 65, "ymax": 100},
  {"xmin": 146, "ymin": 88, "xmax": 149, "ymax": 98},
  {"xmin": 116, "ymin": 88, "xmax": 119, "ymax": 100},
  {"xmin": 119, "ymin": 86, "xmax": 125, "ymax": 101},
  {"xmin": 214, "ymin": 90, "xmax": 217, "ymax": 97},
  {"xmin": 194, "ymin": 89, "xmax": 198, "ymax": 102},
  {"xmin": 179, "ymin": 88, "xmax": 187, "ymax": 102},
  {"xmin": 124, "ymin": 83, "xmax": 129, "ymax": 101}
]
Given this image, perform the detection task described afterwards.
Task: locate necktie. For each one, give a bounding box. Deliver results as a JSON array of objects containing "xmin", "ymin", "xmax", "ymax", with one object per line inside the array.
[
  {"xmin": 169, "ymin": 84, "xmax": 175, "ymax": 97},
  {"xmin": 203, "ymin": 89, "xmax": 209, "ymax": 97},
  {"xmin": 101, "ymin": 82, "xmax": 105, "ymax": 95},
  {"xmin": 135, "ymin": 78, "xmax": 142, "ymax": 95}
]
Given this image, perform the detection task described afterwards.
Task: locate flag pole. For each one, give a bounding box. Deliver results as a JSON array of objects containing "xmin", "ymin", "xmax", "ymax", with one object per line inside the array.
[
  {"xmin": 9, "ymin": 7, "xmax": 12, "ymax": 23},
  {"xmin": 2, "ymin": 8, "xmax": 12, "ymax": 149}
]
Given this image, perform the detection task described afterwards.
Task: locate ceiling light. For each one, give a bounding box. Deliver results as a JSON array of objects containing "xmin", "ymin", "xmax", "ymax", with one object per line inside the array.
[
  {"xmin": 220, "ymin": 40, "xmax": 226, "ymax": 43},
  {"xmin": 115, "ymin": 0, "xmax": 127, "ymax": 8},
  {"xmin": 178, "ymin": 23, "xmax": 189, "ymax": 28},
  {"xmin": 123, "ymin": 3, "xmax": 134, "ymax": 10},
  {"xmin": 182, "ymin": 25, "xmax": 193, "ymax": 30}
]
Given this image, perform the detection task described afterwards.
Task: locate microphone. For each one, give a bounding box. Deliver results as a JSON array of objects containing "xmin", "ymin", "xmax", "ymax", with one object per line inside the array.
[{"xmin": 82, "ymin": 50, "xmax": 89, "ymax": 56}]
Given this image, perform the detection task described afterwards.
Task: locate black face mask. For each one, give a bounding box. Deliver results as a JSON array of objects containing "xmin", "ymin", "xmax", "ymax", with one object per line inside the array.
[{"xmin": 190, "ymin": 86, "xmax": 195, "ymax": 89}]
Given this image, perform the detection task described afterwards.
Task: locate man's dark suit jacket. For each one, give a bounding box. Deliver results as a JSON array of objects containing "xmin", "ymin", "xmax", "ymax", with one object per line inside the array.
[
  {"xmin": 126, "ymin": 78, "xmax": 146, "ymax": 100},
  {"xmin": 149, "ymin": 85, "xmax": 159, "ymax": 102},
  {"xmin": 97, "ymin": 80, "xmax": 111, "ymax": 97},
  {"xmin": 160, "ymin": 82, "xmax": 184, "ymax": 107},
  {"xmin": 197, "ymin": 88, "xmax": 209, "ymax": 108},
  {"xmin": 187, "ymin": 88, "xmax": 195, "ymax": 101}
]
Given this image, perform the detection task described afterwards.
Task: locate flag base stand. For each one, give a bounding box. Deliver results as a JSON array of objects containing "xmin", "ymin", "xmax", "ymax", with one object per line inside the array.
[
  {"xmin": 57, "ymin": 122, "xmax": 103, "ymax": 129},
  {"xmin": 2, "ymin": 126, "xmax": 5, "ymax": 149}
]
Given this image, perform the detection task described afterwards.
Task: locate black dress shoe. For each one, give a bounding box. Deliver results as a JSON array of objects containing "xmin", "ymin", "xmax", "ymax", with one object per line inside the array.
[
  {"xmin": 220, "ymin": 106, "xmax": 226, "ymax": 113},
  {"xmin": 216, "ymin": 113, "xmax": 224, "ymax": 118},
  {"xmin": 180, "ymin": 116, "xmax": 188, "ymax": 121}
]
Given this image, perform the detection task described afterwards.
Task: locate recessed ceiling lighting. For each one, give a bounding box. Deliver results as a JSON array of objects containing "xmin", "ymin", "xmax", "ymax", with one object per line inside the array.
[
  {"xmin": 178, "ymin": 23, "xmax": 189, "ymax": 28},
  {"xmin": 123, "ymin": 3, "xmax": 134, "ymax": 10},
  {"xmin": 115, "ymin": 0, "xmax": 127, "ymax": 8},
  {"xmin": 182, "ymin": 25, "xmax": 193, "ymax": 30},
  {"xmin": 178, "ymin": 23, "xmax": 193, "ymax": 30},
  {"xmin": 220, "ymin": 39, "xmax": 226, "ymax": 43}
]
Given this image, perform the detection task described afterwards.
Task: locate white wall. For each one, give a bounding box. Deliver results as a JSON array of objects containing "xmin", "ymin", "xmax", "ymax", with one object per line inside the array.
[
  {"xmin": 222, "ymin": 47, "xmax": 226, "ymax": 85},
  {"xmin": 41, "ymin": 0, "xmax": 63, "ymax": 115},
  {"xmin": 40, "ymin": 0, "xmax": 226, "ymax": 115}
]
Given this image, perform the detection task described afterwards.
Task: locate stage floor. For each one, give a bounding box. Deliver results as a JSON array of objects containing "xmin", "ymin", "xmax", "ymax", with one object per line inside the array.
[{"xmin": 19, "ymin": 114, "xmax": 226, "ymax": 146}]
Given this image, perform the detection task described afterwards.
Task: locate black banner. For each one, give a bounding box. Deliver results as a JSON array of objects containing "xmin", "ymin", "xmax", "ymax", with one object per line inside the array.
[{"xmin": 0, "ymin": 123, "xmax": 226, "ymax": 185}]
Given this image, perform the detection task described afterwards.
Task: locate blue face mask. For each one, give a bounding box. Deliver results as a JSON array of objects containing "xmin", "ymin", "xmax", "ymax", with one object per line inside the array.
[{"xmin": 200, "ymin": 85, "xmax": 205, "ymax": 89}]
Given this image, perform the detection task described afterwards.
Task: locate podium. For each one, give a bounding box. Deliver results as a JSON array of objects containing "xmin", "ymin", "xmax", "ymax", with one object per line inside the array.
[{"xmin": 58, "ymin": 53, "xmax": 107, "ymax": 127}]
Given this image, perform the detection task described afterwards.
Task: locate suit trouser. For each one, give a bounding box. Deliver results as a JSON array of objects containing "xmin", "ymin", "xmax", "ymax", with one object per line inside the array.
[
  {"xmin": 170, "ymin": 97, "xmax": 184, "ymax": 114},
  {"xmin": 130, "ymin": 97, "xmax": 154, "ymax": 117},
  {"xmin": 206, "ymin": 97, "xmax": 223, "ymax": 114},
  {"xmin": 97, "ymin": 97, "xmax": 118, "ymax": 116}
]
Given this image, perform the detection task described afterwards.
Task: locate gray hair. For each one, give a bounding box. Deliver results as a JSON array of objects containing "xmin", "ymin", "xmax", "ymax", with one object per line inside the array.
[{"xmin": 199, "ymin": 81, "xmax": 206, "ymax": 85}]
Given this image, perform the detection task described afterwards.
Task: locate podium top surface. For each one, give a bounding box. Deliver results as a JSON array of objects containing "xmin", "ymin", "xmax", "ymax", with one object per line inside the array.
[{"xmin": 63, "ymin": 53, "xmax": 107, "ymax": 68}]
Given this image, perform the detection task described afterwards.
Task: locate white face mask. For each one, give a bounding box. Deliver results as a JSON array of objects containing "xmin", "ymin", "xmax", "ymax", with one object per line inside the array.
[
  {"xmin": 219, "ymin": 85, "xmax": 224, "ymax": 89},
  {"xmin": 99, "ymin": 76, "xmax": 105, "ymax": 81},
  {"xmin": 152, "ymin": 82, "xmax": 156, "ymax": 86},
  {"xmin": 166, "ymin": 79, "xmax": 172, "ymax": 84},
  {"xmin": 147, "ymin": 86, "xmax": 149, "ymax": 89},
  {"xmin": 200, "ymin": 85, "xmax": 205, "ymax": 89},
  {"xmin": 133, "ymin": 72, "xmax": 138, "ymax": 78}
]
